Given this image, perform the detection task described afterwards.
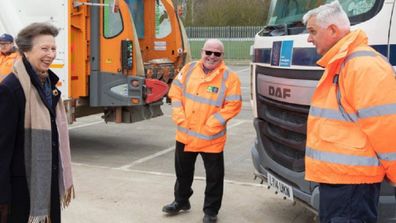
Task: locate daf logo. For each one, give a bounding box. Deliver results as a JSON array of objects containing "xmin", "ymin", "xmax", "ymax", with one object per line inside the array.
[{"xmin": 269, "ymin": 86, "xmax": 291, "ymax": 99}]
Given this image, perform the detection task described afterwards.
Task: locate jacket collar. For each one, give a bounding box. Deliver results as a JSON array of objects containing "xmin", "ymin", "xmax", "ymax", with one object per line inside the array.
[
  {"xmin": 1, "ymin": 47, "xmax": 18, "ymax": 57},
  {"xmin": 317, "ymin": 29, "xmax": 368, "ymax": 68},
  {"xmin": 197, "ymin": 60, "xmax": 226, "ymax": 81}
]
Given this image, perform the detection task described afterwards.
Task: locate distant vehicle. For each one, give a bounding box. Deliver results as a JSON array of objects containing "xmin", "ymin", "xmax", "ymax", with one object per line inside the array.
[
  {"xmin": 0, "ymin": 0, "xmax": 190, "ymax": 123},
  {"xmin": 250, "ymin": 0, "xmax": 396, "ymax": 221}
]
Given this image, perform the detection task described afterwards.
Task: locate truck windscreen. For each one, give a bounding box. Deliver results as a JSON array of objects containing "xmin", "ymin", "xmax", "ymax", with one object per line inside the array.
[{"xmin": 267, "ymin": 0, "xmax": 378, "ymax": 26}]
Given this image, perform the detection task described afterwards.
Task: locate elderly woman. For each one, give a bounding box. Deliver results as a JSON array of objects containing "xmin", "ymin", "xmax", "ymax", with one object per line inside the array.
[{"xmin": 0, "ymin": 23, "xmax": 73, "ymax": 223}]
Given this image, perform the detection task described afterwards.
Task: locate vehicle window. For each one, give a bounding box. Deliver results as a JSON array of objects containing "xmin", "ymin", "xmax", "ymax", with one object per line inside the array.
[
  {"xmin": 267, "ymin": 0, "xmax": 377, "ymax": 25},
  {"xmin": 338, "ymin": 0, "xmax": 376, "ymax": 17},
  {"xmin": 126, "ymin": 0, "xmax": 145, "ymax": 38},
  {"xmin": 103, "ymin": 0, "xmax": 123, "ymax": 38},
  {"xmin": 155, "ymin": 0, "xmax": 172, "ymax": 39}
]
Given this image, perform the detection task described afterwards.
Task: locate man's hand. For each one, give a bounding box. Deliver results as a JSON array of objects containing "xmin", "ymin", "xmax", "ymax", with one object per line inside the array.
[{"xmin": 0, "ymin": 204, "xmax": 8, "ymax": 223}]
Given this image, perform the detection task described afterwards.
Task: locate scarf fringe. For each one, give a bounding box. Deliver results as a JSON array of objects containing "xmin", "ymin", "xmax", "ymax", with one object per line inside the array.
[
  {"xmin": 28, "ymin": 215, "xmax": 50, "ymax": 223},
  {"xmin": 61, "ymin": 186, "xmax": 75, "ymax": 209}
]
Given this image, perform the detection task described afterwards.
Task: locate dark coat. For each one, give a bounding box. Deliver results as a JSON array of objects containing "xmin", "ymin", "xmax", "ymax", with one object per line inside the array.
[{"xmin": 0, "ymin": 58, "xmax": 62, "ymax": 223}]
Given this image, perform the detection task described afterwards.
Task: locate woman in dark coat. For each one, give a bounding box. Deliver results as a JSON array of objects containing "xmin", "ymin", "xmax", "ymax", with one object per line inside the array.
[{"xmin": 0, "ymin": 22, "xmax": 74, "ymax": 223}]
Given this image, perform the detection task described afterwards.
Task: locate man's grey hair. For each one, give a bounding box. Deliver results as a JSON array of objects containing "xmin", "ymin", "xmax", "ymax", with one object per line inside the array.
[
  {"xmin": 302, "ymin": 1, "xmax": 350, "ymax": 30},
  {"xmin": 203, "ymin": 38, "xmax": 224, "ymax": 52}
]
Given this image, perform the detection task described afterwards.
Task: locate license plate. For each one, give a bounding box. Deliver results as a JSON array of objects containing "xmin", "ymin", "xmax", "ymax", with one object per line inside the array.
[{"xmin": 267, "ymin": 172, "xmax": 294, "ymax": 201}]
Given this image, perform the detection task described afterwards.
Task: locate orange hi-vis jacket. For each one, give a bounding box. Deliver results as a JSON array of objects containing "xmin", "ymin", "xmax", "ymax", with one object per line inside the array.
[
  {"xmin": 168, "ymin": 61, "xmax": 242, "ymax": 153},
  {"xmin": 0, "ymin": 51, "xmax": 18, "ymax": 82},
  {"xmin": 305, "ymin": 29, "xmax": 396, "ymax": 185}
]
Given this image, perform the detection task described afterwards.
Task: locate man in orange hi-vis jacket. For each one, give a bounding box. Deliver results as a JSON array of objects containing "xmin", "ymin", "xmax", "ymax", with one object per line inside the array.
[
  {"xmin": 0, "ymin": 33, "xmax": 18, "ymax": 82},
  {"xmin": 162, "ymin": 39, "xmax": 242, "ymax": 223},
  {"xmin": 303, "ymin": 1, "xmax": 396, "ymax": 222}
]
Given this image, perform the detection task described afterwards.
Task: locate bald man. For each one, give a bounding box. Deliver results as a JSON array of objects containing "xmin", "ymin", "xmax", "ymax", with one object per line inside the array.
[{"xmin": 162, "ymin": 39, "xmax": 242, "ymax": 223}]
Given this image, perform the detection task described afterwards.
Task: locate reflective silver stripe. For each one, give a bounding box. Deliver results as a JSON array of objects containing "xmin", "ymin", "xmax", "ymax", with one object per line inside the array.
[
  {"xmin": 182, "ymin": 66, "xmax": 230, "ymax": 108},
  {"xmin": 177, "ymin": 126, "xmax": 226, "ymax": 140},
  {"xmin": 172, "ymin": 101, "xmax": 182, "ymax": 107},
  {"xmin": 214, "ymin": 113, "xmax": 226, "ymax": 126},
  {"xmin": 344, "ymin": 51, "xmax": 378, "ymax": 64},
  {"xmin": 377, "ymin": 152, "xmax": 396, "ymax": 161},
  {"xmin": 185, "ymin": 92, "xmax": 220, "ymax": 106},
  {"xmin": 306, "ymin": 146, "xmax": 380, "ymax": 166},
  {"xmin": 335, "ymin": 50, "xmax": 380, "ymax": 122},
  {"xmin": 309, "ymin": 106, "xmax": 357, "ymax": 122},
  {"xmin": 172, "ymin": 79, "xmax": 183, "ymax": 88},
  {"xmin": 311, "ymin": 104, "xmax": 396, "ymax": 121},
  {"xmin": 225, "ymin": 95, "xmax": 242, "ymax": 101},
  {"xmin": 358, "ymin": 104, "xmax": 396, "ymax": 118},
  {"xmin": 215, "ymin": 70, "xmax": 229, "ymax": 107},
  {"xmin": 335, "ymin": 77, "xmax": 356, "ymax": 122},
  {"xmin": 183, "ymin": 62, "xmax": 197, "ymax": 95}
]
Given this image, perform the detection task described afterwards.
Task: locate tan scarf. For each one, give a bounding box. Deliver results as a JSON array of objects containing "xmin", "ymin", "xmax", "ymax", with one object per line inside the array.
[{"xmin": 13, "ymin": 59, "xmax": 74, "ymax": 222}]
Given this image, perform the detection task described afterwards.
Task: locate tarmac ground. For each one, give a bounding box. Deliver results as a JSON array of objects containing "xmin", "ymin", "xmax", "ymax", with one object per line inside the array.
[{"xmin": 62, "ymin": 66, "xmax": 316, "ymax": 223}]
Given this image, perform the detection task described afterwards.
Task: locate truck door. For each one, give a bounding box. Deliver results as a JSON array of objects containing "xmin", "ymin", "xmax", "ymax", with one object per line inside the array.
[{"xmin": 89, "ymin": 0, "xmax": 145, "ymax": 108}]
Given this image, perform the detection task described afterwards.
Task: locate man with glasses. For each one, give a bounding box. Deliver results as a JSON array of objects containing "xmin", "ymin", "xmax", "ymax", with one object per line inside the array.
[
  {"xmin": 162, "ymin": 39, "xmax": 242, "ymax": 223},
  {"xmin": 0, "ymin": 33, "xmax": 18, "ymax": 82}
]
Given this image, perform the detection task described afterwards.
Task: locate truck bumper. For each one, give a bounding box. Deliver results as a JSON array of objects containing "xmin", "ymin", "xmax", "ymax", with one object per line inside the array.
[
  {"xmin": 251, "ymin": 136, "xmax": 319, "ymax": 212},
  {"xmin": 251, "ymin": 134, "xmax": 396, "ymax": 222}
]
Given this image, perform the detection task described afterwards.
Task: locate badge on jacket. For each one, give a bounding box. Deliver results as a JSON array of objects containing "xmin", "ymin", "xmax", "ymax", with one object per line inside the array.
[{"xmin": 207, "ymin": 86, "xmax": 219, "ymax": 93}]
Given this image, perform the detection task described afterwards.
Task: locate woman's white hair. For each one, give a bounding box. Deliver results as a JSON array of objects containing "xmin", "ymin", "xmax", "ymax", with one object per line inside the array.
[{"xmin": 302, "ymin": 1, "xmax": 350, "ymax": 30}]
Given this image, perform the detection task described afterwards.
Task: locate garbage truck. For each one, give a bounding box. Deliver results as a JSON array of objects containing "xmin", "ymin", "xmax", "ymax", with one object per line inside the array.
[
  {"xmin": 0, "ymin": 0, "xmax": 190, "ymax": 123},
  {"xmin": 250, "ymin": 0, "xmax": 396, "ymax": 221}
]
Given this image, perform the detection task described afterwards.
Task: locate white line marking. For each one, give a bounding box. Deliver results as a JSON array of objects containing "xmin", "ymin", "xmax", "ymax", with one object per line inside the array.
[
  {"xmin": 235, "ymin": 68, "xmax": 249, "ymax": 73},
  {"xmin": 227, "ymin": 119, "xmax": 248, "ymax": 129},
  {"xmin": 115, "ymin": 119, "xmax": 249, "ymax": 170},
  {"xmin": 68, "ymin": 120, "xmax": 104, "ymax": 130},
  {"xmin": 116, "ymin": 146, "xmax": 175, "ymax": 170},
  {"xmin": 72, "ymin": 162, "xmax": 266, "ymax": 188}
]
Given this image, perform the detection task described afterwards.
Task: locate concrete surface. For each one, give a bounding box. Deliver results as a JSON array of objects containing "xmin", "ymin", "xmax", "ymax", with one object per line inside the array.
[
  {"xmin": 63, "ymin": 163, "xmax": 315, "ymax": 223},
  {"xmin": 62, "ymin": 66, "xmax": 316, "ymax": 223}
]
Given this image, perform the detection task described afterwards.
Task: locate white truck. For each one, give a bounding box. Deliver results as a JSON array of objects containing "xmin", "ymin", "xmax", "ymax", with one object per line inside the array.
[{"xmin": 250, "ymin": 0, "xmax": 396, "ymax": 221}]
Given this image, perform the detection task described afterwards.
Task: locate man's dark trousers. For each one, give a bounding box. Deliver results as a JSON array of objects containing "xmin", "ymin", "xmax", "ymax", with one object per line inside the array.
[
  {"xmin": 173, "ymin": 141, "xmax": 224, "ymax": 216},
  {"xmin": 319, "ymin": 183, "xmax": 381, "ymax": 223}
]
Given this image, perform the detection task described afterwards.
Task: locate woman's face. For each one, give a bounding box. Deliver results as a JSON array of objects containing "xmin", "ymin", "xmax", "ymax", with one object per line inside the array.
[{"xmin": 24, "ymin": 35, "xmax": 56, "ymax": 74}]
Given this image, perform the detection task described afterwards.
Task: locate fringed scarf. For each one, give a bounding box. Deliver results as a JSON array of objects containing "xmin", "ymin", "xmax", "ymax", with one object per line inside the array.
[{"xmin": 13, "ymin": 59, "xmax": 74, "ymax": 223}]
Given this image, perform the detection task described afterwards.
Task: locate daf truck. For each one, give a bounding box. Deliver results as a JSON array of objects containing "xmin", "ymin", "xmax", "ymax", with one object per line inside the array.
[
  {"xmin": 0, "ymin": 0, "xmax": 190, "ymax": 123},
  {"xmin": 250, "ymin": 0, "xmax": 396, "ymax": 221}
]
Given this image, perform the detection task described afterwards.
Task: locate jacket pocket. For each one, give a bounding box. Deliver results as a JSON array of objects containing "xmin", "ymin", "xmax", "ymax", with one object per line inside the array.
[
  {"xmin": 188, "ymin": 126, "xmax": 226, "ymax": 149},
  {"xmin": 172, "ymin": 109, "xmax": 186, "ymax": 125},
  {"xmin": 319, "ymin": 120, "xmax": 367, "ymax": 149},
  {"xmin": 201, "ymin": 122, "xmax": 225, "ymax": 136}
]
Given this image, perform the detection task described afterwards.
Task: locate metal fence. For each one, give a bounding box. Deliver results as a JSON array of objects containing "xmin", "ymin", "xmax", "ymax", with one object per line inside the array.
[{"xmin": 186, "ymin": 26, "xmax": 262, "ymax": 61}]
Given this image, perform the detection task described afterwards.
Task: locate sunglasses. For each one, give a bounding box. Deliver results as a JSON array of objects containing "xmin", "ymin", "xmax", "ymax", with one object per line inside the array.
[{"xmin": 204, "ymin": 50, "xmax": 222, "ymax": 57}]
